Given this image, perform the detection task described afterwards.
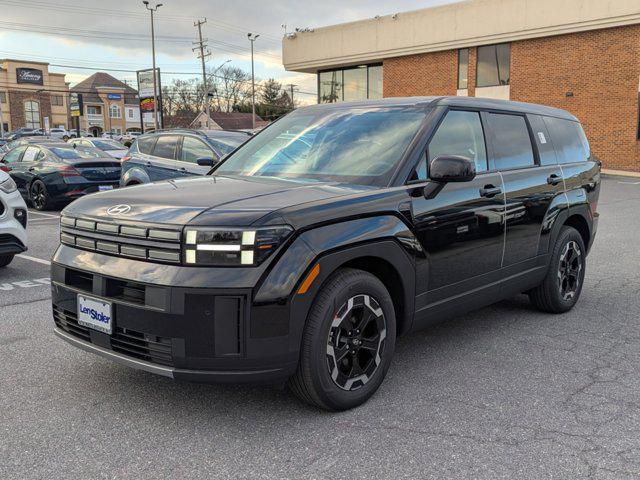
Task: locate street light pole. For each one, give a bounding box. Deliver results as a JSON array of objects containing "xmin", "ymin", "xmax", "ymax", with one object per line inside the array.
[
  {"xmin": 247, "ymin": 33, "xmax": 259, "ymax": 130},
  {"xmin": 143, "ymin": 1, "xmax": 162, "ymax": 131}
]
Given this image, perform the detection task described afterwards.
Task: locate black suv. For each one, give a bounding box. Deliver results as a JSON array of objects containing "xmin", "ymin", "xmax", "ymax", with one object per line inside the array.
[{"xmin": 51, "ymin": 97, "xmax": 600, "ymax": 410}]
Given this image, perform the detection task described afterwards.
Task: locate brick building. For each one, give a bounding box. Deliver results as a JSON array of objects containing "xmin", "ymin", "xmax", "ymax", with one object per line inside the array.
[
  {"xmin": 0, "ymin": 59, "xmax": 70, "ymax": 134},
  {"xmin": 282, "ymin": 0, "xmax": 640, "ymax": 173}
]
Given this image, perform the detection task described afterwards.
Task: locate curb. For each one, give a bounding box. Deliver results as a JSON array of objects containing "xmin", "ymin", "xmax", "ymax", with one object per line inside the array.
[{"xmin": 601, "ymin": 169, "xmax": 640, "ymax": 179}]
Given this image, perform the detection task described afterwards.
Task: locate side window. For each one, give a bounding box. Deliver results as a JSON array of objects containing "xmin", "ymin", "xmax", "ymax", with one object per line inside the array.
[
  {"xmin": 543, "ymin": 117, "xmax": 590, "ymax": 164},
  {"xmin": 136, "ymin": 136, "xmax": 157, "ymax": 155},
  {"xmin": 486, "ymin": 113, "xmax": 535, "ymax": 170},
  {"xmin": 3, "ymin": 146, "xmax": 27, "ymax": 163},
  {"xmin": 420, "ymin": 110, "xmax": 487, "ymax": 179},
  {"xmin": 22, "ymin": 146, "xmax": 40, "ymax": 162},
  {"xmin": 152, "ymin": 135, "xmax": 180, "ymax": 159},
  {"xmin": 181, "ymin": 136, "xmax": 216, "ymax": 163},
  {"xmin": 527, "ymin": 114, "xmax": 557, "ymax": 166}
]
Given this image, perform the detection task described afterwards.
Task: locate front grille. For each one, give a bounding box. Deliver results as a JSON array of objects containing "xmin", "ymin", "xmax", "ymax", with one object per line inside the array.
[
  {"xmin": 60, "ymin": 216, "xmax": 182, "ymax": 264},
  {"xmin": 53, "ymin": 305, "xmax": 174, "ymax": 366}
]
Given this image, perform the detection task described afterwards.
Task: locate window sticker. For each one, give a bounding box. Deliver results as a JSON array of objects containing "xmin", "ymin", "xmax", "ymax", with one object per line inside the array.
[{"xmin": 537, "ymin": 132, "xmax": 547, "ymax": 144}]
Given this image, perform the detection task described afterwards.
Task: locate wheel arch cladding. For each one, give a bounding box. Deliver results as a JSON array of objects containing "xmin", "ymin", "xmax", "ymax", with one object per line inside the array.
[
  {"xmin": 564, "ymin": 214, "xmax": 590, "ymax": 250},
  {"xmin": 254, "ymin": 215, "xmax": 419, "ymax": 337}
]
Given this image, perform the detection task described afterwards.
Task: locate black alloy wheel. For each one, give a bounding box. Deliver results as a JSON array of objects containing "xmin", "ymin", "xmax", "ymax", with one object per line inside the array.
[
  {"xmin": 30, "ymin": 180, "xmax": 50, "ymax": 211},
  {"xmin": 326, "ymin": 294, "xmax": 387, "ymax": 391},
  {"xmin": 529, "ymin": 226, "xmax": 586, "ymax": 313},
  {"xmin": 288, "ymin": 268, "xmax": 396, "ymax": 411}
]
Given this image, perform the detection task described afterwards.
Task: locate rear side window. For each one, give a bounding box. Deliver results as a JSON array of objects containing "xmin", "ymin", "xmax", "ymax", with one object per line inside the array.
[
  {"xmin": 136, "ymin": 136, "xmax": 157, "ymax": 155},
  {"xmin": 426, "ymin": 110, "xmax": 488, "ymax": 176},
  {"xmin": 152, "ymin": 135, "xmax": 180, "ymax": 159},
  {"xmin": 543, "ymin": 117, "xmax": 590, "ymax": 164},
  {"xmin": 486, "ymin": 113, "xmax": 535, "ymax": 170}
]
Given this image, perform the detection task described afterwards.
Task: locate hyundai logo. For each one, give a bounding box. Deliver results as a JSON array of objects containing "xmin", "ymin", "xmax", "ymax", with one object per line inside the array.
[{"xmin": 106, "ymin": 204, "xmax": 132, "ymax": 215}]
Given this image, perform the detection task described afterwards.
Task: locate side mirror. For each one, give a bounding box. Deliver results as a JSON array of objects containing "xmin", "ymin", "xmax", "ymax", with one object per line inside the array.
[
  {"xmin": 429, "ymin": 155, "xmax": 476, "ymax": 183},
  {"xmin": 197, "ymin": 157, "xmax": 218, "ymax": 167}
]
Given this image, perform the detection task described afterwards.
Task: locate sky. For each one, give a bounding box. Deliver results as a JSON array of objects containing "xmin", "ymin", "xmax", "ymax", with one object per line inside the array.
[{"xmin": 0, "ymin": 0, "xmax": 458, "ymax": 104}]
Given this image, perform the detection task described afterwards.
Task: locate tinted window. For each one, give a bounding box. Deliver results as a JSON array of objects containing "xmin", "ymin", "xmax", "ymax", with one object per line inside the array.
[
  {"xmin": 152, "ymin": 135, "xmax": 180, "ymax": 159},
  {"xmin": 543, "ymin": 117, "xmax": 590, "ymax": 164},
  {"xmin": 343, "ymin": 67, "xmax": 367, "ymax": 102},
  {"xmin": 3, "ymin": 146, "xmax": 27, "ymax": 163},
  {"xmin": 368, "ymin": 65, "xmax": 383, "ymax": 100},
  {"xmin": 136, "ymin": 136, "xmax": 157, "ymax": 155},
  {"xmin": 528, "ymin": 114, "xmax": 557, "ymax": 166},
  {"xmin": 423, "ymin": 110, "xmax": 487, "ymax": 178},
  {"xmin": 216, "ymin": 107, "xmax": 426, "ymax": 187},
  {"xmin": 477, "ymin": 44, "xmax": 511, "ymax": 87},
  {"xmin": 181, "ymin": 137, "xmax": 214, "ymax": 163},
  {"xmin": 486, "ymin": 113, "xmax": 535, "ymax": 170}
]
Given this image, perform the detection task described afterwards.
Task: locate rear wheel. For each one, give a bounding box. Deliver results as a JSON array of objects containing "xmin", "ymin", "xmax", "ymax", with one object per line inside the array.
[
  {"xmin": 0, "ymin": 254, "xmax": 14, "ymax": 268},
  {"xmin": 288, "ymin": 268, "xmax": 396, "ymax": 411},
  {"xmin": 529, "ymin": 226, "xmax": 586, "ymax": 313},
  {"xmin": 30, "ymin": 180, "xmax": 52, "ymax": 211}
]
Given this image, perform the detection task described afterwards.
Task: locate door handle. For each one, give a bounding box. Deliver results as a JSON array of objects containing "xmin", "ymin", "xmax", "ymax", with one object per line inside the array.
[
  {"xmin": 28, "ymin": 167, "xmax": 35, "ymax": 171},
  {"xmin": 547, "ymin": 174, "xmax": 562, "ymax": 185},
  {"xmin": 480, "ymin": 185, "xmax": 502, "ymax": 198}
]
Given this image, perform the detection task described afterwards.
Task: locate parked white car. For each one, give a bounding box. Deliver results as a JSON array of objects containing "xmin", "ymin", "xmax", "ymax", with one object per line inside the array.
[
  {"xmin": 0, "ymin": 170, "xmax": 28, "ymax": 267},
  {"xmin": 49, "ymin": 128, "xmax": 76, "ymax": 141},
  {"xmin": 68, "ymin": 138, "xmax": 128, "ymax": 159}
]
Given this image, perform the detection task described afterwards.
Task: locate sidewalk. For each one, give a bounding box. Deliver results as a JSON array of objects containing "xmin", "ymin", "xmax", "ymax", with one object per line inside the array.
[{"xmin": 601, "ymin": 169, "xmax": 640, "ymax": 178}]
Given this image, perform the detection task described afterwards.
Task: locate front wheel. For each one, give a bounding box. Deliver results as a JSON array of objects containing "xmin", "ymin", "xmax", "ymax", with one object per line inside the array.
[
  {"xmin": 529, "ymin": 226, "xmax": 586, "ymax": 313},
  {"xmin": 0, "ymin": 254, "xmax": 14, "ymax": 268},
  {"xmin": 288, "ymin": 268, "xmax": 396, "ymax": 411}
]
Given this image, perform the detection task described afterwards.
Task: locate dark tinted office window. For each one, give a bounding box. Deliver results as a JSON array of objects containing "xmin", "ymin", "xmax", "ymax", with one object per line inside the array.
[
  {"xmin": 544, "ymin": 117, "xmax": 590, "ymax": 164},
  {"xmin": 152, "ymin": 135, "xmax": 180, "ymax": 159},
  {"xmin": 477, "ymin": 44, "xmax": 510, "ymax": 87},
  {"xmin": 423, "ymin": 110, "xmax": 487, "ymax": 178},
  {"xmin": 487, "ymin": 113, "xmax": 535, "ymax": 170},
  {"xmin": 319, "ymin": 70, "xmax": 343, "ymax": 103},
  {"xmin": 136, "ymin": 136, "xmax": 157, "ymax": 155},
  {"xmin": 343, "ymin": 67, "xmax": 367, "ymax": 102},
  {"xmin": 458, "ymin": 49, "xmax": 469, "ymax": 89},
  {"xmin": 368, "ymin": 65, "xmax": 383, "ymax": 99}
]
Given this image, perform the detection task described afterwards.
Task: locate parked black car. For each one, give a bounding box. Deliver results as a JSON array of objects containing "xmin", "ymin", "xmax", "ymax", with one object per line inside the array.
[
  {"xmin": 51, "ymin": 97, "xmax": 600, "ymax": 410},
  {"xmin": 120, "ymin": 129, "xmax": 248, "ymax": 186},
  {"xmin": 1, "ymin": 143, "xmax": 121, "ymax": 210}
]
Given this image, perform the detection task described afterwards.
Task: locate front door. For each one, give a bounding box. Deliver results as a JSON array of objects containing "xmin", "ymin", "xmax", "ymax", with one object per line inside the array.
[{"xmin": 410, "ymin": 110, "xmax": 506, "ymax": 322}]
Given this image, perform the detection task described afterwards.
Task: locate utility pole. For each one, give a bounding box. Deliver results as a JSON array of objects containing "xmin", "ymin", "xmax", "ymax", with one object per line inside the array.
[
  {"xmin": 143, "ymin": 1, "xmax": 162, "ymax": 130},
  {"xmin": 193, "ymin": 18, "xmax": 211, "ymax": 129},
  {"xmin": 247, "ymin": 33, "xmax": 259, "ymax": 130},
  {"xmin": 287, "ymin": 83, "xmax": 297, "ymax": 109}
]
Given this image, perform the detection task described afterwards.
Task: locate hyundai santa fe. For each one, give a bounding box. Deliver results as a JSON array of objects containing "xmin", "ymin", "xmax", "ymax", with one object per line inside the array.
[{"xmin": 51, "ymin": 97, "xmax": 600, "ymax": 410}]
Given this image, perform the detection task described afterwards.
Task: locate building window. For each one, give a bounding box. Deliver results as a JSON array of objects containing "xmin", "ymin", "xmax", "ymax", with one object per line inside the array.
[
  {"xmin": 51, "ymin": 95, "xmax": 64, "ymax": 106},
  {"xmin": 477, "ymin": 43, "xmax": 510, "ymax": 88},
  {"xmin": 109, "ymin": 105, "xmax": 121, "ymax": 119},
  {"xmin": 458, "ymin": 49, "xmax": 469, "ymax": 89},
  {"xmin": 87, "ymin": 105, "xmax": 102, "ymax": 115},
  {"xmin": 0, "ymin": 92, "xmax": 6, "ymax": 104},
  {"xmin": 128, "ymin": 108, "xmax": 134, "ymax": 119},
  {"xmin": 24, "ymin": 100, "xmax": 41, "ymax": 129},
  {"xmin": 318, "ymin": 64, "xmax": 383, "ymax": 103}
]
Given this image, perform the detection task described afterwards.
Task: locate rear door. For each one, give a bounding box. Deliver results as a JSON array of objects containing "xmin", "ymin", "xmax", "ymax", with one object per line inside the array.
[
  {"xmin": 13, "ymin": 146, "xmax": 43, "ymax": 192},
  {"xmin": 485, "ymin": 112, "xmax": 564, "ymax": 273},
  {"xmin": 146, "ymin": 134, "xmax": 182, "ymax": 181},
  {"xmin": 410, "ymin": 109, "xmax": 506, "ymax": 317},
  {"xmin": 2, "ymin": 146, "xmax": 28, "ymax": 192},
  {"xmin": 177, "ymin": 135, "xmax": 218, "ymax": 176}
]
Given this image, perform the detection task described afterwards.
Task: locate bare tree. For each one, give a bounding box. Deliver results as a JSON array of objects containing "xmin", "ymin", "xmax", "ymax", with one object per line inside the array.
[{"xmin": 208, "ymin": 66, "xmax": 252, "ymax": 113}]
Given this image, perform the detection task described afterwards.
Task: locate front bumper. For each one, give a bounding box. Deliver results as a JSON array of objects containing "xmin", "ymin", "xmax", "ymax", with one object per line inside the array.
[
  {"xmin": 51, "ymin": 248, "xmax": 299, "ymax": 384},
  {"xmin": 0, "ymin": 189, "xmax": 28, "ymax": 255}
]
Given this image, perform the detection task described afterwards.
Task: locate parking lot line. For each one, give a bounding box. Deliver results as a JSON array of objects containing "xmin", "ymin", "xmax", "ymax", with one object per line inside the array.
[{"xmin": 16, "ymin": 254, "xmax": 51, "ymax": 266}]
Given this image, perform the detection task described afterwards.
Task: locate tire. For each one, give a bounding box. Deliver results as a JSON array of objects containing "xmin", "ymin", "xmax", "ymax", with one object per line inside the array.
[
  {"xmin": 288, "ymin": 268, "xmax": 396, "ymax": 411},
  {"xmin": 529, "ymin": 226, "xmax": 586, "ymax": 313},
  {"xmin": 0, "ymin": 254, "xmax": 14, "ymax": 268},
  {"xmin": 30, "ymin": 179, "xmax": 53, "ymax": 211},
  {"xmin": 62, "ymin": 135, "xmax": 69, "ymax": 141}
]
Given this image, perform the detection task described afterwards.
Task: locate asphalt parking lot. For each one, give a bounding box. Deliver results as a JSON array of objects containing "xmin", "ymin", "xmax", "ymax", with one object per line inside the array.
[{"xmin": 1, "ymin": 176, "xmax": 639, "ymax": 479}]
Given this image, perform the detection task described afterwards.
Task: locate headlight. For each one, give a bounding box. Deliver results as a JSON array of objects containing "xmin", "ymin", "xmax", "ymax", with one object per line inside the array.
[
  {"xmin": 0, "ymin": 176, "xmax": 17, "ymax": 194},
  {"xmin": 183, "ymin": 226, "xmax": 293, "ymax": 266}
]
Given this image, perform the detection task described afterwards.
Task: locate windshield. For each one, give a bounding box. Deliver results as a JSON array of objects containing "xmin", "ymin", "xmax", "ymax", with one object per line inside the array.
[
  {"xmin": 92, "ymin": 140, "xmax": 123, "ymax": 151},
  {"xmin": 214, "ymin": 106, "xmax": 426, "ymax": 186},
  {"xmin": 50, "ymin": 147, "xmax": 104, "ymax": 159}
]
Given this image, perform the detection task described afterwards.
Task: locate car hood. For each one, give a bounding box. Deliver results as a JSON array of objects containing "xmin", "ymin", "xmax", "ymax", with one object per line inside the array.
[{"xmin": 62, "ymin": 175, "xmax": 367, "ymax": 226}]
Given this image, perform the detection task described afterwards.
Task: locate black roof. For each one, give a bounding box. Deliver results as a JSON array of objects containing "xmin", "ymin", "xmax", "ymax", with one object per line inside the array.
[{"xmin": 302, "ymin": 96, "xmax": 578, "ymax": 121}]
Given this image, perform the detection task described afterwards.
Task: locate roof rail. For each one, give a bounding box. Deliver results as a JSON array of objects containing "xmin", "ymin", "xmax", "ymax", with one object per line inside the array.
[{"xmin": 143, "ymin": 128, "xmax": 207, "ymax": 136}]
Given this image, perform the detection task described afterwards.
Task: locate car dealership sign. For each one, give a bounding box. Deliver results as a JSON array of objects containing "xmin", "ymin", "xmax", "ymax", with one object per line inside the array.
[{"xmin": 16, "ymin": 68, "xmax": 44, "ymax": 85}]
